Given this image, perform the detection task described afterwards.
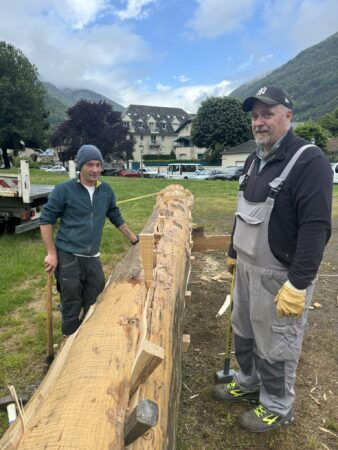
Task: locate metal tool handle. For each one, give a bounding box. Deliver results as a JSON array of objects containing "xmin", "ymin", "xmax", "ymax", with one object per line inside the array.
[{"xmin": 46, "ymin": 272, "xmax": 54, "ymax": 365}]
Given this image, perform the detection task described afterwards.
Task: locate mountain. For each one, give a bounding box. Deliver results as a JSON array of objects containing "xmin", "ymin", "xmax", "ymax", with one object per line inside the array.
[
  {"xmin": 230, "ymin": 32, "xmax": 338, "ymax": 121},
  {"xmin": 43, "ymin": 82, "xmax": 125, "ymax": 128}
]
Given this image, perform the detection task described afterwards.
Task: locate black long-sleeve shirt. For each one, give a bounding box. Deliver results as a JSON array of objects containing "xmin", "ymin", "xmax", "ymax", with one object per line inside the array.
[{"xmin": 229, "ymin": 129, "xmax": 332, "ymax": 289}]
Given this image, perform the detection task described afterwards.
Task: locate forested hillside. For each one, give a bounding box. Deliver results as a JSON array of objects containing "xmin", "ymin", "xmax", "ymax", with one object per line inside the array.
[
  {"xmin": 43, "ymin": 82, "xmax": 125, "ymax": 129},
  {"xmin": 230, "ymin": 32, "xmax": 338, "ymax": 121}
]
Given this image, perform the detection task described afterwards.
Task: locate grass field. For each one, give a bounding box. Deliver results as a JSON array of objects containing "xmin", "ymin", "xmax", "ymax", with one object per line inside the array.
[{"xmin": 0, "ymin": 171, "xmax": 337, "ymax": 438}]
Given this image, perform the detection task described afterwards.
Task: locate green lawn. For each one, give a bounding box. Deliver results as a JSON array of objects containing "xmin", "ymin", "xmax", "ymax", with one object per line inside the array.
[{"xmin": 0, "ymin": 171, "xmax": 337, "ymax": 436}]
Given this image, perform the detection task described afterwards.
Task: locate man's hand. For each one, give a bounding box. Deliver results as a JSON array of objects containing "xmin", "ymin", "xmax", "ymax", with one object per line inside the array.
[
  {"xmin": 131, "ymin": 235, "xmax": 139, "ymax": 245},
  {"xmin": 44, "ymin": 253, "xmax": 58, "ymax": 273},
  {"xmin": 226, "ymin": 256, "xmax": 237, "ymax": 274},
  {"xmin": 274, "ymin": 280, "xmax": 306, "ymax": 319}
]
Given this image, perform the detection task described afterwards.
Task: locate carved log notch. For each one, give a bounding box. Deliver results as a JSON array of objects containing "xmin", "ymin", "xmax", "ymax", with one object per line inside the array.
[
  {"xmin": 128, "ymin": 185, "xmax": 194, "ymax": 450},
  {"xmin": 0, "ymin": 184, "xmax": 193, "ymax": 450}
]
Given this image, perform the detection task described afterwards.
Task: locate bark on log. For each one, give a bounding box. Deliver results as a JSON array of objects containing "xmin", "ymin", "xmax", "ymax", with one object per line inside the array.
[{"xmin": 0, "ymin": 184, "xmax": 193, "ymax": 450}]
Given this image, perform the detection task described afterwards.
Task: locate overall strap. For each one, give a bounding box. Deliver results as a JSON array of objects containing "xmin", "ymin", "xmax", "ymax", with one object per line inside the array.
[
  {"xmin": 268, "ymin": 144, "xmax": 315, "ymax": 198},
  {"xmin": 239, "ymin": 159, "xmax": 255, "ymax": 190}
]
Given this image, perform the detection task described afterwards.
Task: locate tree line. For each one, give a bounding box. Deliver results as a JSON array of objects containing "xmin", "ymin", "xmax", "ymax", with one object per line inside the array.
[{"xmin": 1, "ymin": 41, "xmax": 337, "ymax": 168}]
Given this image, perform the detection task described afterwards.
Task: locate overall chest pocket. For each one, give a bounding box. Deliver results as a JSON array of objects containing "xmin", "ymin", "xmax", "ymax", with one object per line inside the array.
[{"xmin": 233, "ymin": 212, "xmax": 264, "ymax": 258}]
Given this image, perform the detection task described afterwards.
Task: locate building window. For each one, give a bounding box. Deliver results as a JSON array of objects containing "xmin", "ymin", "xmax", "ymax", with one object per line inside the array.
[
  {"xmin": 151, "ymin": 135, "xmax": 157, "ymax": 144},
  {"xmin": 140, "ymin": 135, "xmax": 143, "ymax": 140},
  {"xmin": 137, "ymin": 121, "xmax": 143, "ymax": 128}
]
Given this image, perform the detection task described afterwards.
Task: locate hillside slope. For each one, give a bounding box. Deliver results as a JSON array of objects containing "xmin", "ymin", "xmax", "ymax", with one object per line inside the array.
[
  {"xmin": 230, "ymin": 32, "xmax": 338, "ymax": 121},
  {"xmin": 43, "ymin": 82, "xmax": 125, "ymax": 129}
]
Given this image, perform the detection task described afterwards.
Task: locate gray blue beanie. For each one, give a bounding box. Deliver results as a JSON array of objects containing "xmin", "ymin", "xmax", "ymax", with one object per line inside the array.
[{"xmin": 76, "ymin": 145, "xmax": 103, "ymax": 170}]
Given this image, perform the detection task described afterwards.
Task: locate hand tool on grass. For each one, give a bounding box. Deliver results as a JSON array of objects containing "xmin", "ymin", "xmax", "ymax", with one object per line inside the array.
[
  {"xmin": 215, "ymin": 267, "xmax": 236, "ymax": 383},
  {"xmin": 45, "ymin": 272, "xmax": 54, "ymax": 366}
]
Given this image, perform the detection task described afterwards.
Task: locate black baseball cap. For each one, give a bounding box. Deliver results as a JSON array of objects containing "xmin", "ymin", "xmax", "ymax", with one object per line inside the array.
[{"xmin": 242, "ymin": 85, "xmax": 293, "ymax": 112}]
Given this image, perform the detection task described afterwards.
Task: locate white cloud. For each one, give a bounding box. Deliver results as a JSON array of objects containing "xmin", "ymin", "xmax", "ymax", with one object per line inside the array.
[
  {"xmin": 0, "ymin": 3, "xmax": 151, "ymax": 102},
  {"xmin": 156, "ymin": 83, "xmax": 171, "ymax": 91},
  {"xmin": 258, "ymin": 54, "xmax": 273, "ymax": 63},
  {"xmin": 55, "ymin": 0, "xmax": 109, "ymax": 29},
  {"xmin": 188, "ymin": 0, "xmax": 256, "ymax": 38},
  {"xmin": 175, "ymin": 75, "xmax": 191, "ymax": 83},
  {"xmin": 115, "ymin": 0, "xmax": 157, "ymax": 21},
  {"xmin": 239, "ymin": 54, "xmax": 255, "ymax": 70},
  {"xmin": 289, "ymin": 0, "xmax": 338, "ymax": 52},
  {"xmin": 119, "ymin": 79, "xmax": 234, "ymax": 113},
  {"xmin": 262, "ymin": 0, "xmax": 338, "ymax": 53}
]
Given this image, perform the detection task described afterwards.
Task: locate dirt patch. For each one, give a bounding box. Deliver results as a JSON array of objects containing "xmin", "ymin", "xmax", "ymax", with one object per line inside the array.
[{"xmin": 177, "ymin": 222, "xmax": 338, "ymax": 450}]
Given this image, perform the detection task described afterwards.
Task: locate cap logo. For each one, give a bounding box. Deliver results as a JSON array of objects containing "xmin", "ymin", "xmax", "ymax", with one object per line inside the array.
[
  {"xmin": 256, "ymin": 87, "xmax": 267, "ymax": 96},
  {"xmin": 284, "ymin": 97, "xmax": 290, "ymax": 104}
]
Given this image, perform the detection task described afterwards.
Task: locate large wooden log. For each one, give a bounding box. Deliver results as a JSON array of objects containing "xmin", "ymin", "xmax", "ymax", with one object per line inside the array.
[{"xmin": 0, "ymin": 185, "xmax": 193, "ymax": 450}]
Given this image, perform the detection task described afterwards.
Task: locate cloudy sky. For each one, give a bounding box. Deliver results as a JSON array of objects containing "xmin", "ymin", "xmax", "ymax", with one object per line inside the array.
[{"xmin": 0, "ymin": 0, "xmax": 337, "ymax": 112}]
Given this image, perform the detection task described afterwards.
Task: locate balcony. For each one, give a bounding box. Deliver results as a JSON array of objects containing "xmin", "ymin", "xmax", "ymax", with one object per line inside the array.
[{"xmin": 148, "ymin": 141, "xmax": 161, "ymax": 148}]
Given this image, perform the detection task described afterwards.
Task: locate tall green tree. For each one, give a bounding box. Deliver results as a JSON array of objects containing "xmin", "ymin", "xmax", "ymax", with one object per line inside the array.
[
  {"xmin": 0, "ymin": 42, "xmax": 49, "ymax": 168},
  {"xmin": 294, "ymin": 122, "xmax": 329, "ymax": 152},
  {"xmin": 192, "ymin": 96, "xmax": 252, "ymax": 162},
  {"xmin": 51, "ymin": 100, "xmax": 134, "ymax": 162},
  {"xmin": 318, "ymin": 108, "xmax": 338, "ymax": 137}
]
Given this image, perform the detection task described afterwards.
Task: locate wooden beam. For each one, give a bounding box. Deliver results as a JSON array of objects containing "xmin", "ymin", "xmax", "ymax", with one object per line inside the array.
[
  {"xmin": 140, "ymin": 233, "xmax": 155, "ymax": 289},
  {"xmin": 130, "ymin": 340, "xmax": 164, "ymax": 397},
  {"xmin": 182, "ymin": 335, "xmax": 191, "ymax": 353},
  {"xmin": 124, "ymin": 399, "xmax": 158, "ymax": 446},
  {"xmin": 192, "ymin": 234, "xmax": 231, "ymax": 252}
]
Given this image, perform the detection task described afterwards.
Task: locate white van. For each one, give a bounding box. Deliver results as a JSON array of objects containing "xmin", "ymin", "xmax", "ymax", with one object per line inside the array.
[
  {"xmin": 167, "ymin": 163, "xmax": 205, "ymax": 179},
  {"xmin": 331, "ymin": 162, "xmax": 338, "ymax": 184}
]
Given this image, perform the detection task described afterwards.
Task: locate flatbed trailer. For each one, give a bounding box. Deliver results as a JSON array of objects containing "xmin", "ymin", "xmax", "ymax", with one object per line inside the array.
[{"xmin": 0, "ymin": 160, "xmax": 58, "ymax": 233}]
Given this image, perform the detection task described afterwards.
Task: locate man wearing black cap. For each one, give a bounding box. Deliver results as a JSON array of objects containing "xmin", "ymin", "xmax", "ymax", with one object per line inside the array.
[
  {"xmin": 212, "ymin": 86, "xmax": 332, "ymax": 431},
  {"xmin": 40, "ymin": 144, "xmax": 139, "ymax": 336}
]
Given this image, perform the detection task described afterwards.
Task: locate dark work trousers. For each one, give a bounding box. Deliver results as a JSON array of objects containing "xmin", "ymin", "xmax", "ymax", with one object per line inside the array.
[{"xmin": 55, "ymin": 249, "xmax": 105, "ymax": 336}]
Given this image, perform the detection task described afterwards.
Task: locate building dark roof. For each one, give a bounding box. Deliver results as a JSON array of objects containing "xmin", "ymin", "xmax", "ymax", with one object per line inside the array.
[
  {"xmin": 123, "ymin": 104, "xmax": 192, "ymax": 135},
  {"xmin": 222, "ymin": 140, "xmax": 257, "ymax": 155}
]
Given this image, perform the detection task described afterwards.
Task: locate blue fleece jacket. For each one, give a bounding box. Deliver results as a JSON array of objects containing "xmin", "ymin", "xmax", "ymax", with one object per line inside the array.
[{"xmin": 40, "ymin": 179, "xmax": 125, "ymax": 255}]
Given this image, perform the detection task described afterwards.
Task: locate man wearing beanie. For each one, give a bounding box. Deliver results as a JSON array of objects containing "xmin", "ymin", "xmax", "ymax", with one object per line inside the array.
[
  {"xmin": 40, "ymin": 144, "xmax": 139, "ymax": 336},
  {"xmin": 212, "ymin": 86, "xmax": 332, "ymax": 431}
]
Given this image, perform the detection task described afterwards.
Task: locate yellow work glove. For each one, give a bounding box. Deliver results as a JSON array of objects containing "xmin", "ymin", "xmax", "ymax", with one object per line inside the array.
[
  {"xmin": 274, "ymin": 280, "xmax": 306, "ymax": 319},
  {"xmin": 226, "ymin": 256, "xmax": 237, "ymax": 274}
]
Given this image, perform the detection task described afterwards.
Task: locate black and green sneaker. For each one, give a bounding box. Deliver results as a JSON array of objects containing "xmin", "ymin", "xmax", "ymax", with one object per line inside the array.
[
  {"xmin": 239, "ymin": 404, "xmax": 295, "ymax": 432},
  {"xmin": 212, "ymin": 381, "xmax": 260, "ymax": 403}
]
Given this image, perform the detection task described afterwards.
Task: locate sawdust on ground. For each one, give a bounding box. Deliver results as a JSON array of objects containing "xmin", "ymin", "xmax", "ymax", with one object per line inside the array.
[{"xmin": 177, "ymin": 222, "xmax": 338, "ymax": 450}]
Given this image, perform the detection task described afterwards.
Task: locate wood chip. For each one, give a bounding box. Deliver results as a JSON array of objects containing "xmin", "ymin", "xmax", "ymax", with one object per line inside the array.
[
  {"xmin": 189, "ymin": 394, "xmax": 200, "ymax": 400},
  {"xmin": 323, "ymin": 393, "xmax": 327, "ymax": 401},
  {"xmin": 319, "ymin": 426, "xmax": 338, "ymax": 438},
  {"xmin": 199, "ymin": 275, "xmax": 210, "ymax": 282},
  {"xmin": 321, "ymin": 443, "xmax": 331, "ymax": 450},
  {"xmin": 183, "ymin": 383, "xmax": 192, "ymax": 394},
  {"xmin": 313, "ymin": 302, "xmax": 323, "ymax": 309},
  {"xmin": 310, "ymin": 386, "xmax": 317, "ymax": 393},
  {"xmin": 211, "ymin": 271, "xmax": 232, "ymax": 281},
  {"xmin": 309, "ymin": 393, "xmax": 321, "ymax": 405}
]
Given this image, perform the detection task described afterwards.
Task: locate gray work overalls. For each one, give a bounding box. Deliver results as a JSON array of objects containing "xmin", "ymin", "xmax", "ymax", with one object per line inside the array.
[{"xmin": 232, "ymin": 145, "xmax": 314, "ymax": 416}]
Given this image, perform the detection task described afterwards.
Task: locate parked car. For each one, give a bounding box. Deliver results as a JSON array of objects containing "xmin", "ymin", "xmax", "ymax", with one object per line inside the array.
[
  {"xmin": 39, "ymin": 165, "xmax": 53, "ymax": 171},
  {"xmin": 191, "ymin": 170, "xmax": 212, "ymax": 180},
  {"xmin": 214, "ymin": 166, "xmax": 244, "ymax": 181},
  {"xmin": 206, "ymin": 169, "xmax": 228, "ymax": 180},
  {"xmin": 139, "ymin": 167, "xmax": 159, "ymax": 178},
  {"xmin": 116, "ymin": 169, "xmax": 141, "ymax": 178},
  {"xmin": 45, "ymin": 165, "xmax": 67, "ymax": 174}
]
